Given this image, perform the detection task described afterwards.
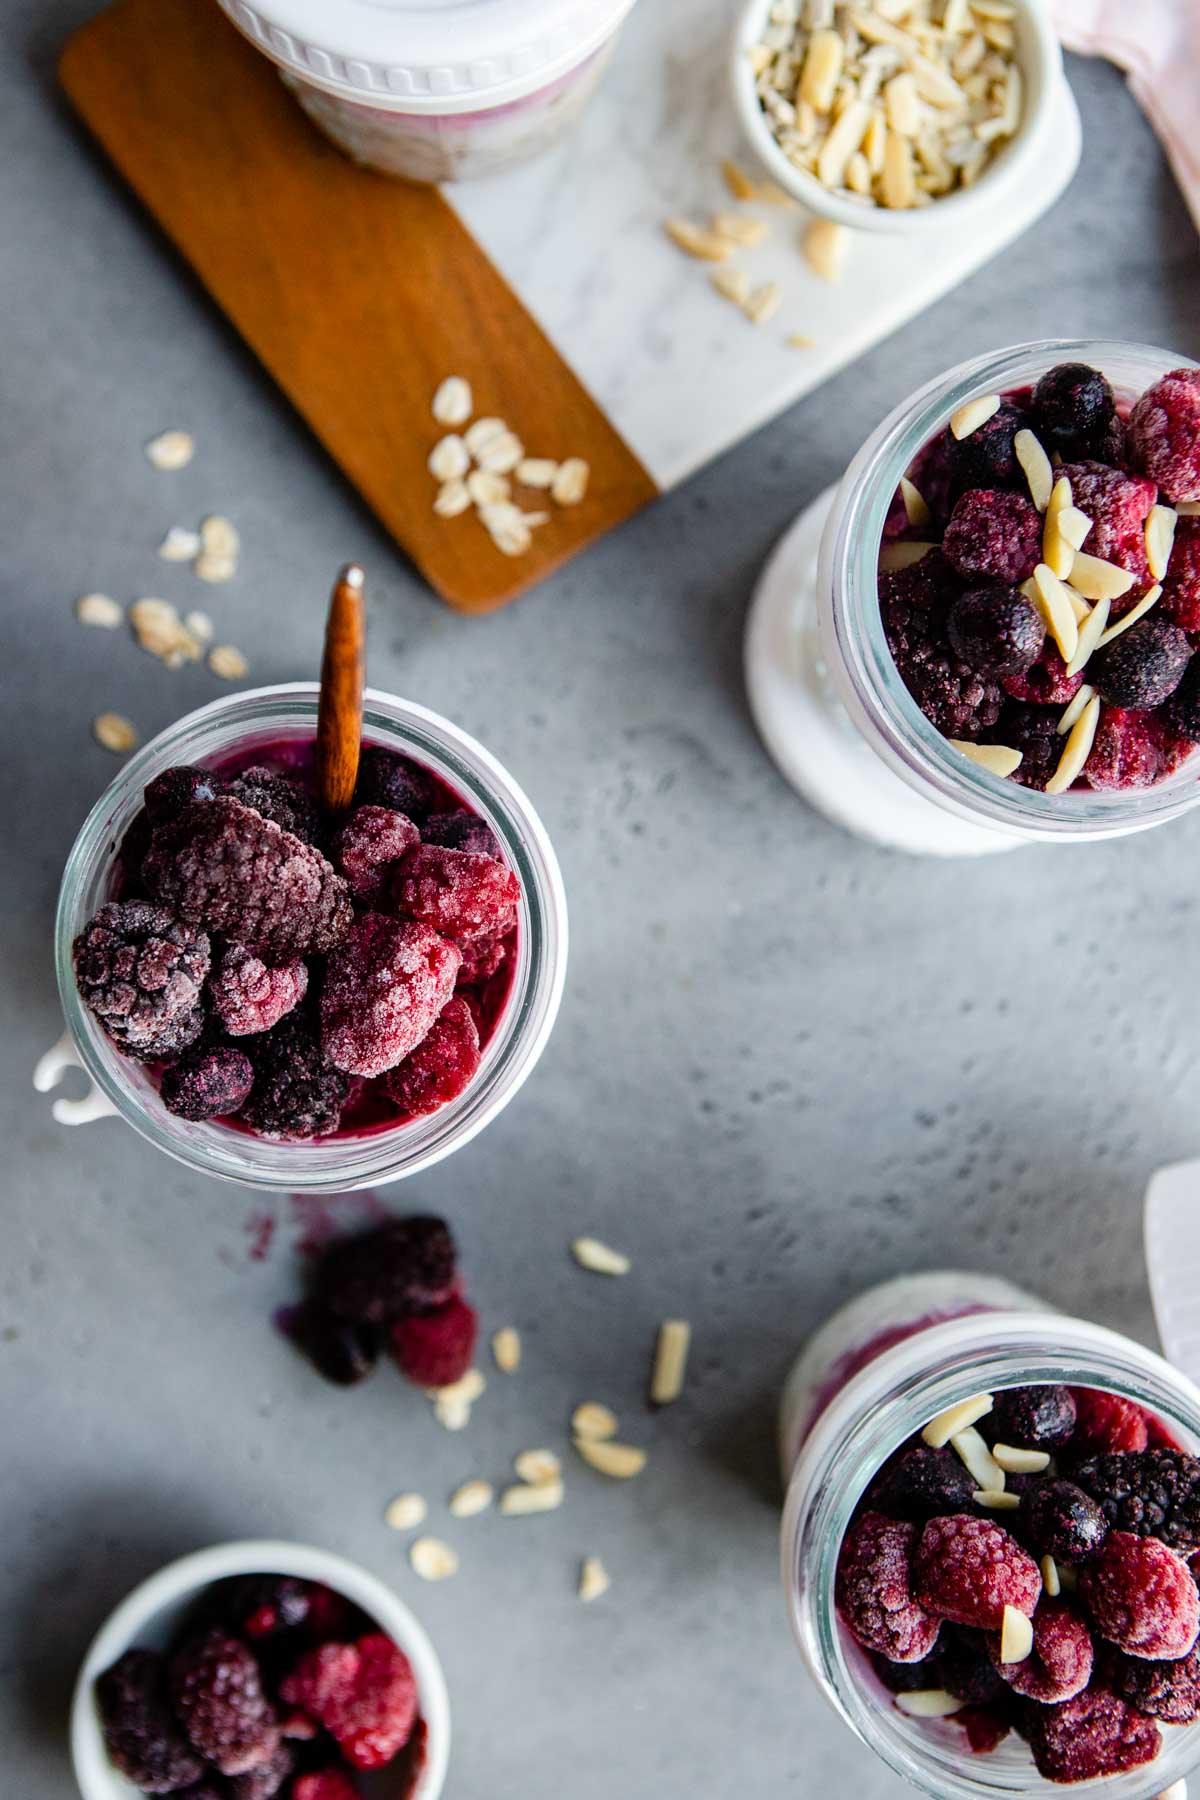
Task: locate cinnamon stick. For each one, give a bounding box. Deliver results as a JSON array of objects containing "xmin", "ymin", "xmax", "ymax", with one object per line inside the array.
[{"xmin": 316, "ymin": 563, "xmax": 365, "ymax": 815}]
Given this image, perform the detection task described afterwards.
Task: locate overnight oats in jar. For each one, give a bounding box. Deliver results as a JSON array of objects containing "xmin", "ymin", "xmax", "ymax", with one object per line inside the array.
[
  {"xmin": 54, "ymin": 685, "xmax": 567, "ymax": 1191},
  {"xmin": 215, "ymin": 0, "xmax": 640, "ymax": 183},
  {"xmin": 781, "ymin": 1273, "xmax": 1200, "ymax": 1795}
]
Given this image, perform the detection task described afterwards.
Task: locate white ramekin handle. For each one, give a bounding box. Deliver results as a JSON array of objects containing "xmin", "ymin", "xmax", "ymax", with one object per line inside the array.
[
  {"xmin": 1146, "ymin": 1162, "xmax": 1200, "ymax": 1390},
  {"xmin": 34, "ymin": 1029, "xmax": 118, "ymax": 1126}
]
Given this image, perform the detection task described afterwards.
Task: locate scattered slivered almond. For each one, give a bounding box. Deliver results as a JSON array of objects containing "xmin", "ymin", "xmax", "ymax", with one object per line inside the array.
[
  {"xmin": 973, "ymin": 1488, "xmax": 1021, "ymax": 1510},
  {"xmin": 1042, "ymin": 476, "xmax": 1077, "ymax": 579},
  {"xmin": 999, "ymin": 1604, "xmax": 1034, "ymax": 1664},
  {"xmin": 787, "ymin": 333, "xmax": 816, "ymax": 349},
  {"xmin": 650, "ymin": 1320, "xmax": 691, "ymax": 1406},
  {"xmin": 488, "ymin": 522, "xmax": 532, "ymax": 558},
  {"xmin": 950, "ymin": 395, "xmax": 1001, "ymax": 441},
  {"xmin": 578, "ymin": 1556, "xmax": 610, "ymax": 1602},
  {"xmin": 1041, "ymin": 1554, "xmax": 1061, "ymax": 1597},
  {"xmin": 449, "ymin": 1479, "xmax": 494, "ymax": 1518},
  {"xmin": 1057, "ymin": 507, "xmax": 1093, "ymax": 553},
  {"xmin": 575, "ymin": 1437, "xmax": 646, "ymax": 1479},
  {"xmin": 1045, "ymin": 692, "xmax": 1101, "ymax": 794},
  {"xmin": 721, "ymin": 159, "xmax": 760, "ymax": 201},
  {"xmin": 803, "ymin": 219, "xmax": 850, "ymax": 284},
  {"xmin": 879, "ymin": 541, "xmax": 933, "ymax": 573},
  {"xmin": 514, "ymin": 1449, "xmax": 562, "ymax": 1488},
  {"xmin": 1066, "ymin": 551, "xmax": 1137, "ymax": 604},
  {"xmin": 895, "ymin": 1691, "xmax": 965, "ymax": 1719},
  {"xmin": 94, "ymin": 712, "xmax": 139, "ymax": 753},
  {"xmin": 713, "ymin": 211, "xmax": 769, "ymax": 248},
  {"xmin": 145, "ymin": 429, "xmax": 194, "ymax": 471},
  {"xmin": 1057, "ymin": 684, "xmax": 1094, "ymax": 737},
  {"xmin": 664, "ymin": 218, "xmax": 735, "ymax": 262},
  {"xmin": 922, "ymin": 1394, "xmax": 992, "ymax": 1449},
  {"xmin": 1032, "ymin": 565, "xmax": 1080, "ymax": 664},
  {"xmin": 432, "ymin": 375, "xmax": 472, "ymax": 427},
  {"xmin": 900, "ymin": 477, "xmax": 931, "ymax": 529},
  {"xmin": 1015, "ymin": 429, "xmax": 1054, "ymax": 512},
  {"xmin": 1146, "ymin": 505, "xmax": 1178, "ymax": 581},
  {"xmin": 1065, "ymin": 597, "xmax": 1110, "ymax": 677},
  {"xmin": 384, "ymin": 1492, "xmax": 427, "ymax": 1531},
  {"xmin": 572, "ymin": 1402, "xmax": 619, "ymax": 1442},
  {"xmin": 159, "ymin": 526, "xmax": 202, "ymax": 562},
  {"xmin": 409, "ymin": 1537, "xmax": 458, "ymax": 1581},
  {"xmin": 552, "ymin": 459, "xmax": 590, "ymax": 507},
  {"xmin": 500, "ymin": 1479, "xmax": 564, "ymax": 1516},
  {"xmin": 743, "ymin": 281, "xmax": 784, "ymax": 327},
  {"xmin": 711, "ymin": 267, "xmax": 752, "ymax": 307},
  {"xmin": 1095, "ymin": 585, "xmax": 1161, "ymax": 647},
  {"xmin": 185, "ymin": 610, "xmax": 213, "ymax": 644},
  {"xmin": 434, "ymin": 1395, "xmax": 472, "ymax": 1430},
  {"xmin": 992, "ymin": 1444, "xmax": 1051, "ymax": 1475},
  {"xmin": 76, "ymin": 593, "xmax": 123, "ymax": 629},
  {"xmin": 572, "ymin": 1237, "xmax": 629, "ymax": 1276},
  {"xmin": 948, "ymin": 741, "xmax": 1021, "ymax": 779},
  {"xmin": 492, "ymin": 1327, "xmax": 521, "ymax": 1374},
  {"xmin": 209, "ymin": 645, "xmax": 249, "ymax": 680},
  {"xmin": 951, "ymin": 1426, "xmax": 1005, "ymax": 1493}
]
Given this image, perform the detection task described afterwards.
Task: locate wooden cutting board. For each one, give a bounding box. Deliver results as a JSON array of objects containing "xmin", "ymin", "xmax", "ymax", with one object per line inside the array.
[{"xmin": 59, "ymin": 0, "xmax": 658, "ymax": 613}]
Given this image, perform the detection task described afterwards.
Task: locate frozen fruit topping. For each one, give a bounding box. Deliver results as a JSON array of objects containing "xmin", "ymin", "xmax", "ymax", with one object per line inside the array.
[
  {"xmin": 161, "ymin": 1045, "xmax": 254, "ymax": 1121},
  {"xmin": 226, "ymin": 766, "xmax": 321, "ymax": 845},
  {"xmin": 988, "ymin": 1597, "xmax": 1093, "ymax": 1704},
  {"xmin": 212, "ymin": 1575, "xmax": 315, "ymax": 1639},
  {"xmin": 881, "ymin": 565, "xmax": 1004, "ymax": 739},
  {"xmin": 835, "ymin": 1512, "xmax": 941, "ymax": 1662},
  {"xmin": 144, "ymin": 766, "xmax": 223, "ymax": 819},
  {"xmin": 959, "ymin": 1706, "xmax": 1011, "ymax": 1756},
  {"xmin": 279, "ymin": 1633, "xmax": 418, "ymax": 1770},
  {"xmin": 422, "ymin": 809, "xmax": 502, "ymax": 860},
  {"xmin": 169, "ymin": 1630, "xmax": 280, "ymax": 1776},
  {"xmin": 456, "ymin": 929, "xmax": 509, "ymax": 988},
  {"xmin": 316, "ymin": 1216, "xmax": 458, "ymax": 1325},
  {"xmin": 913, "ymin": 1514, "xmax": 1041, "ymax": 1631},
  {"xmin": 1031, "ymin": 362, "xmax": 1118, "ymax": 461},
  {"xmin": 1071, "ymin": 1387, "xmax": 1150, "ymax": 1455},
  {"xmin": 1128, "ymin": 367, "xmax": 1200, "ymax": 503},
  {"xmin": 1090, "ymin": 616, "xmax": 1191, "ymax": 710},
  {"xmin": 291, "ymin": 1772, "xmax": 360, "ymax": 1800},
  {"xmin": 1161, "ymin": 517, "xmax": 1200, "ymax": 632},
  {"xmin": 991, "ymin": 1385, "xmax": 1077, "ymax": 1450},
  {"xmin": 943, "ymin": 492, "xmax": 1043, "ymax": 587},
  {"xmin": 937, "ymin": 1624, "xmax": 1010, "ymax": 1706},
  {"xmin": 383, "ymin": 996, "xmax": 481, "ymax": 1118},
  {"xmin": 73, "ymin": 900, "xmax": 210, "ymax": 1062},
  {"xmin": 1167, "ymin": 658, "xmax": 1200, "ymax": 743},
  {"xmin": 95, "ymin": 1650, "xmax": 205, "ymax": 1793},
  {"xmin": 1000, "ymin": 646, "xmax": 1083, "ymax": 708},
  {"xmin": 945, "ymin": 586, "xmax": 1045, "ymax": 678},
  {"xmin": 390, "ymin": 844, "xmax": 520, "ymax": 945},
  {"xmin": 1083, "ymin": 707, "xmax": 1164, "ymax": 791},
  {"xmin": 867, "ymin": 1446, "xmax": 979, "ymax": 1523},
  {"xmin": 1079, "ymin": 1530, "xmax": 1200, "ymax": 1660},
  {"xmin": 391, "ymin": 1293, "xmax": 478, "ymax": 1390},
  {"xmin": 1073, "ymin": 1449, "xmax": 1200, "ymax": 1551},
  {"xmin": 229, "ymin": 1741, "xmax": 293, "ymax": 1800},
  {"xmin": 209, "ymin": 941, "xmax": 309, "ymax": 1037},
  {"xmin": 947, "ymin": 399, "xmax": 1026, "ymax": 491},
  {"xmin": 1023, "ymin": 1682, "xmax": 1161, "ymax": 1783},
  {"xmin": 144, "ymin": 797, "xmax": 352, "ymax": 961},
  {"xmin": 1019, "ymin": 1480, "xmax": 1108, "ymax": 1564},
  {"xmin": 239, "ymin": 1012, "xmax": 349, "ymax": 1140},
  {"xmin": 1059, "ymin": 461, "xmax": 1158, "ymax": 575},
  {"xmin": 332, "ymin": 805, "xmax": 420, "ymax": 903},
  {"xmin": 1109, "ymin": 1641, "xmax": 1200, "ymax": 1723},
  {"xmin": 320, "ymin": 914, "xmax": 461, "ymax": 1077},
  {"xmin": 355, "ymin": 746, "xmax": 434, "ymax": 821},
  {"xmin": 284, "ymin": 1300, "xmax": 379, "ymax": 1386},
  {"xmin": 998, "ymin": 702, "xmax": 1060, "ymax": 791}
]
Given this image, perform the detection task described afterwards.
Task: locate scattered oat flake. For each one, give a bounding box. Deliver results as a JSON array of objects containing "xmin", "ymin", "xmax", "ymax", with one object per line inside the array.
[
  {"xmin": 475, "ymin": 430, "xmax": 524, "ymax": 475},
  {"xmin": 432, "ymin": 1369, "xmax": 486, "ymax": 1407},
  {"xmin": 711, "ymin": 267, "xmax": 752, "ymax": 306},
  {"xmin": 650, "ymin": 1319, "xmax": 691, "ymax": 1406},
  {"xmin": 434, "ymin": 1395, "xmax": 472, "ymax": 1431},
  {"xmin": 467, "ymin": 469, "xmax": 511, "ymax": 508},
  {"xmin": 572, "ymin": 1236, "xmax": 629, "ymax": 1276},
  {"xmin": 409, "ymin": 1536, "xmax": 458, "ymax": 1581},
  {"xmin": 500, "ymin": 1479, "xmax": 564, "ymax": 1516},
  {"xmin": 195, "ymin": 554, "xmax": 236, "ymax": 584},
  {"xmin": 515, "ymin": 458, "xmax": 558, "ymax": 489},
  {"xmin": 145, "ymin": 430, "xmax": 194, "ymax": 471},
  {"xmin": 574, "ymin": 1438, "xmax": 646, "ymax": 1479},
  {"xmin": 464, "ymin": 417, "xmax": 508, "ymax": 458},
  {"xmin": 130, "ymin": 598, "xmax": 203, "ymax": 664},
  {"xmin": 578, "ymin": 1556, "xmax": 610, "ymax": 1603},
  {"xmin": 208, "ymin": 645, "xmax": 249, "ymax": 680},
  {"xmin": 449, "ymin": 1479, "xmax": 494, "ymax": 1518},
  {"xmin": 432, "ymin": 376, "xmax": 472, "ymax": 427},
  {"xmin": 434, "ymin": 479, "xmax": 472, "ymax": 518},
  {"xmin": 428, "ymin": 434, "xmax": 471, "ymax": 483},
  {"xmin": 551, "ymin": 459, "xmax": 589, "ymax": 507},
  {"xmin": 492, "ymin": 1327, "xmax": 521, "ymax": 1374},
  {"xmin": 572, "ymin": 1402, "xmax": 618, "ymax": 1441},
  {"xmin": 488, "ymin": 522, "xmax": 532, "ymax": 557},
  {"xmin": 94, "ymin": 712, "xmax": 139, "ymax": 753},
  {"xmin": 159, "ymin": 526, "xmax": 202, "ymax": 562},
  {"xmin": 185, "ymin": 610, "xmax": 214, "ymax": 643},
  {"xmin": 384, "ymin": 1493, "xmax": 427, "ymax": 1532},
  {"xmin": 514, "ymin": 1448, "xmax": 561, "ymax": 1488},
  {"xmin": 200, "ymin": 515, "xmax": 240, "ymax": 561},
  {"xmin": 76, "ymin": 593, "xmax": 123, "ymax": 629}
]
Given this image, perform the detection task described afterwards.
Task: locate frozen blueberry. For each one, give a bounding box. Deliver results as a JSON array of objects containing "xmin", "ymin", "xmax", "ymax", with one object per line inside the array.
[
  {"xmin": 1031, "ymin": 362, "xmax": 1118, "ymax": 460},
  {"xmin": 946, "ymin": 587, "xmax": 1046, "ymax": 679},
  {"xmin": 284, "ymin": 1299, "xmax": 379, "ymax": 1386},
  {"xmin": 991, "ymin": 1385, "xmax": 1077, "ymax": 1451},
  {"xmin": 145, "ymin": 766, "xmax": 223, "ymax": 820},
  {"xmin": 355, "ymin": 747, "xmax": 434, "ymax": 821},
  {"xmin": 1019, "ymin": 1479, "xmax": 1109, "ymax": 1563},
  {"xmin": 947, "ymin": 400, "xmax": 1027, "ymax": 491},
  {"xmin": 1091, "ymin": 617, "xmax": 1192, "ymax": 710}
]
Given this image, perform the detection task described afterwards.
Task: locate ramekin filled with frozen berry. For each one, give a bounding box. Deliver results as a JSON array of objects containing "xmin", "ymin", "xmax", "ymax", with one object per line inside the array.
[
  {"xmin": 811, "ymin": 339, "xmax": 1200, "ymax": 854},
  {"xmin": 72, "ymin": 1539, "xmax": 449, "ymax": 1800},
  {"xmin": 781, "ymin": 1272, "xmax": 1200, "ymax": 1795},
  {"xmin": 53, "ymin": 684, "xmax": 567, "ymax": 1191}
]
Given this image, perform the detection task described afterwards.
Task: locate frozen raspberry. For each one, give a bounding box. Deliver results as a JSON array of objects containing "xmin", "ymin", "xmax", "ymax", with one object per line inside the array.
[
  {"xmin": 73, "ymin": 900, "xmax": 210, "ymax": 1062},
  {"xmin": 1059, "ymin": 460, "xmax": 1158, "ymax": 594},
  {"xmin": 292, "ymin": 1772, "xmax": 359, "ymax": 1800},
  {"xmin": 95, "ymin": 1650, "xmax": 205, "ymax": 1793},
  {"xmin": 1109, "ymin": 1642, "xmax": 1200, "ymax": 1722},
  {"xmin": 1001, "ymin": 645, "xmax": 1083, "ymax": 707},
  {"xmin": 945, "ymin": 586, "xmax": 1045, "ymax": 677},
  {"xmin": 1032, "ymin": 362, "xmax": 1119, "ymax": 461},
  {"xmin": 1128, "ymin": 367, "xmax": 1200, "ymax": 502},
  {"xmin": 390, "ymin": 845, "xmax": 519, "ymax": 945},
  {"xmin": 1160, "ymin": 517, "xmax": 1200, "ymax": 632},
  {"xmin": 988, "ymin": 1597, "xmax": 1093, "ymax": 1703},
  {"xmin": 284, "ymin": 1299, "xmax": 379, "ymax": 1385},
  {"xmin": 391, "ymin": 1294, "xmax": 478, "ymax": 1389},
  {"xmin": 914, "ymin": 1514, "xmax": 1041, "ymax": 1631},
  {"xmin": 881, "ymin": 567, "xmax": 1004, "ymax": 739},
  {"xmin": 996, "ymin": 702, "xmax": 1060, "ymax": 791},
  {"xmin": 144, "ymin": 797, "xmax": 352, "ymax": 961},
  {"xmin": 867, "ymin": 1446, "xmax": 978, "ymax": 1523},
  {"xmin": 321, "ymin": 914, "xmax": 460, "ymax": 1077},
  {"xmin": 1091, "ymin": 617, "xmax": 1191, "ymax": 709},
  {"xmin": 226, "ymin": 766, "xmax": 321, "ymax": 845},
  {"xmin": 240, "ymin": 1012, "xmax": 349, "ymax": 1140},
  {"xmin": 279, "ymin": 1633, "xmax": 417, "ymax": 1770},
  {"xmin": 230, "ymin": 1742, "xmax": 293, "ymax": 1800},
  {"xmin": 1080, "ymin": 1531, "xmax": 1200, "ymax": 1659},
  {"xmin": 1024, "ymin": 1682, "xmax": 1161, "ymax": 1782},
  {"xmin": 992, "ymin": 1385, "xmax": 1077, "ymax": 1451},
  {"xmin": 355, "ymin": 746, "xmax": 434, "ymax": 821},
  {"xmin": 383, "ymin": 997, "xmax": 480, "ymax": 1118},
  {"xmin": 943, "ymin": 492, "xmax": 1043, "ymax": 586},
  {"xmin": 947, "ymin": 400, "xmax": 1027, "ymax": 492},
  {"xmin": 210, "ymin": 1575, "xmax": 315, "ymax": 1640},
  {"xmin": 161, "ymin": 1045, "xmax": 254, "ymax": 1120},
  {"xmin": 1019, "ymin": 1480, "xmax": 1108, "ymax": 1563},
  {"xmin": 209, "ymin": 941, "xmax": 308, "ymax": 1038},
  {"xmin": 1073, "ymin": 1449, "xmax": 1200, "ymax": 1551},
  {"xmin": 332, "ymin": 805, "xmax": 420, "ymax": 902},
  {"xmin": 422, "ymin": 809, "xmax": 502, "ymax": 860},
  {"xmin": 1083, "ymin": 707, "xmax": 1164, "ymax": 790},
  {"xmin": 1071, "ymin": 1387, "xmax": 1150, "ymax": 1455},
  {"xmin": 835, "ymin": 1512, "xmax": 941, "ymax": 1662},
  {"xmin": 169, "ymin": 1630, "xmax": 280, "ymax": 1776},
  {"xmin": 316, "ymin": 1215, "xmax": 457, "ymax": 1325},
  {"xmin": 145, "ymin": 766, "xmax": 223, "ymax": 819}
]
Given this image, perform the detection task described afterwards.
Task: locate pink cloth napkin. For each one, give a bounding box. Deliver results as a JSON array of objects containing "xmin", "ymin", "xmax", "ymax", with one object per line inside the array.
[{"xmin": 1053, "ymin": 0, "xmax": 1200, "ymax": 234}]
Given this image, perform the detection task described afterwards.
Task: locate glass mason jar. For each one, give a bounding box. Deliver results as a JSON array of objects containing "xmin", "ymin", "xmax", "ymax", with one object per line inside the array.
[
  {"xmin": 53, "ymin": 684, "xmax": 568, "ymax": 1193},
  {"xmin": 780, "ymin": 1272, "xmax": 1200, "ymax": 1800}
]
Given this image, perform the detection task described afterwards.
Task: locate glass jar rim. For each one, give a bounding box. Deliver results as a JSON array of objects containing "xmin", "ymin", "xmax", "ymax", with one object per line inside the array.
[
  {"xmin": 55, "ymin": 683, "xmax": 568, "ymax": 1192},
  {"xmin": 823, "ymin": 337, "xmax": 1200, "ymax": 842}
]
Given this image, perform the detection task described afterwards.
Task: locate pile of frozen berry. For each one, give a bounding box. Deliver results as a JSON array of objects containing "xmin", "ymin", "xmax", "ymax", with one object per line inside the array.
[
  {"xmin": 836, "ymin": 1383, "xmax": 1200, "ymax": 1782},
  {"xmin": 881, "ymin": 361, "xmax": 1200, "ymax": 793},
  {"xmin": 72, "ymin": 743, "xmax": 519, "ymax": 1139},
  {"xmin": 95, "ymin": 1573, "xmax": 427, "ymax": 1799},
  {"xmin": 283, "ymin": 1212, "xmax": 478, "ymax": 1392}
]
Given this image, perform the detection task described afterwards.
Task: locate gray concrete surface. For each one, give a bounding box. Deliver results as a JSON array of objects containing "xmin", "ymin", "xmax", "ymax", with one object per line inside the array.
[{"xmin": 4, "ymin": 10, "xmax": 1200, "ymax": 1796}]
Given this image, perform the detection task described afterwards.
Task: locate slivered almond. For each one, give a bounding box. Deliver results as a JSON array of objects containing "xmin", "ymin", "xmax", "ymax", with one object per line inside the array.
[
  {"xmin": 721, "ymin": 159, "xmax": 759, "ymax": 201},
  {"xmin": 992, "ymin": 1444, "xmax": 1052, "ymax": 1474},
  {"xmin": 713, "ymin": 212, "xmax": 769, "ymax": 247},
  {"xmin": 883, "ymin": 71, "xmax": 920, "ymax": 135},
  {"xmin": 1045, "ymin": 693, "xmax": 1100, "ymax": 794},
  {"xmin": 664, "ymin": 218, "xmax": 734, "ymax": 262},
  {"xmin": 879, "ymin": 541, "xmax": 933, "ymax": 572},
  {"xmin": 449, "ymin": 1479, "xmax": 493, "ymax": 1518},
  {"xmin": 1041, "ymin": 1555, "xmax": 1061, "ymax": 1598},
  {"xmin": 574, "ymin": 1438, "xmax": 646, "ymax": 1479},
  {"xmin": 1015, "ymin": 429, "xmax": 1054, "ymax": 512},
  {"xmin": 1146, "ymin": 505, "xmax": 1178, "ymax": 581},
  {"xmin": 1043, "ymin": 477, "xmax": 1077, "ymax": 579},
  {"xmin": 1032, "ymin": 565, "xmax": 1080, "ymax": 663},
  {"xmin": 409, "ymin": 1537, "xmax": 458, "ymax": 1581},
  {"xmin": 799, "ymin": 28, "xmax": 844, "ymax": 111},
  {"xmin": 895, "ymin": 1691, "xmax": 965, "ymax": 1718},
  {"xmin": 159, "ymin": 525, "xmax": 202, "ymax": 562},
  {"xmin": 432, "ymin": 1368, "xmax": 486, "ymax": 1406},
  {"xmin": 551, "ymin": 459, "xmax": 589, "ymax": 506},
  {"xmin": 1057, "ymin": 507, "xmax": 1093, "ymax": 552},
  {"xmin": 578, "ymin": 1555, "xmax": 611, "ymax": 1602},
  {"xmin": 743, "ymin": 281, "xmax": 784, "ymax": 326},
  {"xmin": 999, "ymin": 1605, "xmax": 1034, "ymax": 1664},
  {"xmin": 804, "ymin": 218, "xmax": 849, "ymax": 282},
  {"xmin": 1067, "ymin": 551, "xmax": 1137, "ymax": 604},
  {"xmin": 882, "ymin": 129, "xmax": 917, "ymax": 209},
  {"xmin": 650, "ymin": 1320, "xmax": 691, "ymax": 1406},
  {"xmin": 973, "ymin": 1488, "xmax": 1021, "ymax": 1510},
  {"xmin": 572, "ymin": 1237, "xmax": 629, "ymax": 1276},
  {"xmin": 900, "ymin": 477, "xmax": 931, "ymax": 527},
  {"xmin": 922, "ymin": 1394, "xmax": 992, "ymax": 1448},
  {"xmin": 948, "ymin": 741, "xmax": 1021, "ymax": 779},
  {"xmin": 711, "ymin": 267, "xmax": 752, "ymax": 306},
  {"xmin": 818, "ymin": 100, "xmax": 871, "ymax": 188},
  {"xmin": 951, "ymin": 1425, "xmax": 1005, "ymax": 1492},
  {"xmin": 500, "ymin": 1478, "xmax": 564, "ymax": 1515},
  {"xmin": 1065, "ymin": 597, "xmax": 1110, "ymax": 676},
  {"xmin": 1179, "ymin": 501, "xmax": 1200, "ymax": 518},
  {"xmin": 492, "ymin": 1327, "xmax": 521, "ymax": 1374},
  {"xmin": 1095, "ymin": 585, "xmax": 1161, "ymax": 647},
  {"xmin": 572, "ymin": 1402, "xmax": 618, "ymax": 1441},
  {"xmin": 1057, "ymin": 684, "xmax": 1094, "ymax": 736},
  {"xmin": 514, "ymin": 1449, "xmax": 562, "ymax": 1488},
  {"xmin": 950, "ymin": 395, "xmax": 1001, "ymax": 440}
]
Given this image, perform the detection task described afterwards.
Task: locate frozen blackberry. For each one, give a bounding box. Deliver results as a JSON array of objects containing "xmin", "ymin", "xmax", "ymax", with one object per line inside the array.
[
  {"xmin": 161, "ymin": 1045, "xmax": 254, "ymax": 1121},
  {"xmin": 145, "ymin": 766, "xmax": 223, "ymax": 820},
  {"xmin": 997, "ymin": 702, "xmax": 1060, "ymax": 791},
  {"xmin": 881, "ymin": 561, "xmax": 1004, "ymax": 739},
  {"xmin": 284, "ymin": 1298, "xmax": 379, "ymax": 1385},
  {"xmin": 239, "ymin": 1013, "xmax": 349, "ymax": 1140},
  {"xmin": 1166, "ymin": 657, "xmax": 1200, "ymax": 743},
  {"xmin": 946, "ymin": 587, "xmax": 1045, "ymax": 678},
  {"xmin": 209, "ymin": 942, "xmax": 308, "ymax": 1037},
  {"xmin": 422, "ymin": 809, "xmax": 503, "ymax": 861},
  {"xmin": 1073, "ymin": 1449, "xmax": 1200, "ymax": 1551},
  {"xmin": 992, "ymin": 1385, "xmax": 1077, "ymax": 1451},
  {"xmin": 316, "ymin": 1215, "xmax": 457, "ymax": 1325},
  {"xmin": 1031, "ymin": 362, "xmax": 1118, "ymax": 460},
  {"xmin": 947, "ymin": 400, "xmax": 1027, "ymax": 491},
  {"xmin": 226, "ymin": 767, "xmax": 321, "ymax": 845},
  {"xmin": 868, "ymin": 1445, "xmax": 978, "ymax": 1522},
  {"xmin": 169, "ymin": 1629, "xmax": 280, "ymax": 1776},
  {"xmin": 95, "ymin": 1649, "xmax": 205, "ymax": 1793},
  {"xmin": 355, "ymin": 746, "xmax": 434, "ymax": 821},
  {"xmin": 144, "ymin": 796, "xmax": 352, "ymax": 961},
  {"xmin": 1109, "ymin": 1642, "xmax": 1200, "ymax": 1723},
  {"xmin": 1091, "ymin": 617, "xmax": 1192, "ymax": 709},
  {"xmin": 1019, "ymin": 1480, "xmax": 1108, "ymax": 1563},
  {"xmin": 73, "ymin": 900, "xmax": 210, "ymax": 1062},
  {"xmin": 943, "ymin": 493, "xmax": 1043, "ymax": 587}
]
